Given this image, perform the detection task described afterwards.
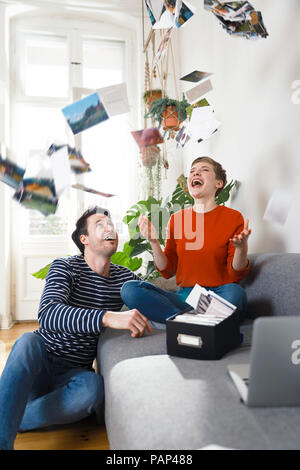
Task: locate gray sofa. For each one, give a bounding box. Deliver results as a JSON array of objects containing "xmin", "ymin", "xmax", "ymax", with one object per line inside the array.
[{"xmin": 97, "ymin": 253, "xmax": 300, "ymax": 450}]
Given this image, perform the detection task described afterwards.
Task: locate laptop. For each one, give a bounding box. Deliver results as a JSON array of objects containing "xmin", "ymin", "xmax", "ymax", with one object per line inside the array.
[{"xmin": 228, "ymin": 316, "xmax": 300, "ymax": 407}]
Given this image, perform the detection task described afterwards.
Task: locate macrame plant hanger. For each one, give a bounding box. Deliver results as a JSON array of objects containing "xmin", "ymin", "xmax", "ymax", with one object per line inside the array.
[{"xmin": 144, "ymin": 27, "xmax": 179, "ymax": 174}]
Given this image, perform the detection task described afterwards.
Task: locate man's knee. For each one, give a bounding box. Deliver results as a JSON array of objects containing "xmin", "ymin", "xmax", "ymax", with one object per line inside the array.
[
  {"xmin": 13, "ymin": 332, "xmax": 45, "ymax": 357},
  {"xmin": 3, "ymin": 332, "xmax": 46, "ymax": 378},
  {"xmin": 71, "ymin": 372, "xmax": 104, "ymax": 412}
]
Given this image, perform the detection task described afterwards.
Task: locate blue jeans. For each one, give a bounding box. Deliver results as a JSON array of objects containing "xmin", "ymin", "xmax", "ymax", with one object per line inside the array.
[
  {"xmin": 121, "ymin": 281, "xmax": 247, "ymax": 326},
  {"xmin": 0, "ymin": 332, "xmax": 104, "ymax": 450}
]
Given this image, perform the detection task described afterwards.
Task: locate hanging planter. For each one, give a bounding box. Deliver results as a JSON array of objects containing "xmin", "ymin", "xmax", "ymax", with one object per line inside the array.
[
  {"xmin": 161, "ymin": 105, "xmax": 181, "ymax": 134},
  {"xmin": 141, "ymin": 145, "xmax": 160, "ymax": 168},
  {"xmin": 145, "ymin": 94, "xmax": 189, "ymax": 138},
  {"xmin": 143, "ymin": 89, "xmax": 163, "ymax": 110}
]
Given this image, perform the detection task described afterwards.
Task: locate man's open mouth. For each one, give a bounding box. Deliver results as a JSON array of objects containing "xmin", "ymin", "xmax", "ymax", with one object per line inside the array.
[{"xmin": 103, "ymin": 233, "xmax": 116, "ymax": 241}]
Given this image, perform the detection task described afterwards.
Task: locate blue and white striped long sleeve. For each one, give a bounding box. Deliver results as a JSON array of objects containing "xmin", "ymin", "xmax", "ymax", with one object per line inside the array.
[
  {"xmin": 38, "ymin": 259, "xmax": 105, "ymax": 335},
  {"xmin": 34, "ymin": 255, "xmax": 141, "ymax": 368}
]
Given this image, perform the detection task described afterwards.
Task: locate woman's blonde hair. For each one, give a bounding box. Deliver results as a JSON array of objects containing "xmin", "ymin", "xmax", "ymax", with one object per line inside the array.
[{"xmin": 191, "ymin": 156, "xmax": 227, "ymax": 197}]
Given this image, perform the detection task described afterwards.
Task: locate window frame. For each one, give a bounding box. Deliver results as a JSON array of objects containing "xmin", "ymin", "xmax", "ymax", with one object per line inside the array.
[
  {"xmin": 9, "ymin": 12, "xmax": 142, "ymax": 321},
  {"xmin": 10, "ymin": 14, "xmax": 140, "ymax": 243}
]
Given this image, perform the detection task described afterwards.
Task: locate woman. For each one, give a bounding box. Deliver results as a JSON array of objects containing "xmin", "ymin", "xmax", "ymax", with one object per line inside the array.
[{"xmin": 121, "ymin": 156, "xmax": 251, "ymax": 325}]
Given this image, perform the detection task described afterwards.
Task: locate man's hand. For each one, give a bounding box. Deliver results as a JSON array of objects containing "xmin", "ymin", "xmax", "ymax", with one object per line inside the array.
[
  {"xmin": 138, "ymin": 214, "xmax": 158, "ymax": 242},
  {"xmin": 102, "ymin": 309, "xmax": 153, "ymax": 338},
  {"xmin": 229, "ymin": 218, "xmax": 252, "ymax": 251}
]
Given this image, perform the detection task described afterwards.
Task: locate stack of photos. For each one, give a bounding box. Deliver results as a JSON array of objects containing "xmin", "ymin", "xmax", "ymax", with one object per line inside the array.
[
  {"xmin": 62, "ymin": 92, "xmax": 109, "ymax": 135},
  {"xmin": 204, "ymin": 0, "xmax": 268, "ymax": 39},
  {"xmin": 172, "ymin": 284, "xmax": 237, "ymax": 326}
]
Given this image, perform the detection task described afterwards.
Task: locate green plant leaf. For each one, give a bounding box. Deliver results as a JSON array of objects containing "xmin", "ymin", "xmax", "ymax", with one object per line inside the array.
[
  {"xmin": 215, "ymin": 180, "xmax": 236, "ymax": 205},
  {"xmin": 121, "ymin": 241, "xmax": 133, "ymax": 257},
  {"xmin": 130, "ymin": 242, "xmax": 151, "ymax": 257},
  {"xmin": 128, "ymin": 257, "xmax": 143, "ymax": 271},
  {"xmin": 143, "ymin": 260, "xmax": 156, "ymax": 280},
  {"xmin": 122, "ymin": 214, "xmax": 136, "ymax": 224},
  {"xmin": 111, "ymin": 243, "xmax": 143, "ymax": 272},
  {"xmin": 129, "ymin": 236, "xmax": 145, "ymax": 247},
  {"xmin": 32, "ymin": 263, "xmax": 51, "ymax": 280}
]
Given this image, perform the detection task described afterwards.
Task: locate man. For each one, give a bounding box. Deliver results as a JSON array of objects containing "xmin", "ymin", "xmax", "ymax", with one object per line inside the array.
[{"xmin": 0, "ymin": 206, "xmax": 152, "ymax": 450}]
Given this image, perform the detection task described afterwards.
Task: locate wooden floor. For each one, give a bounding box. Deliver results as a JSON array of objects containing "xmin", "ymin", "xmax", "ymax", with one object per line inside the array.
[{"xmin": 0, "ymin": 322, "xmax": 110, "ymax": 450}]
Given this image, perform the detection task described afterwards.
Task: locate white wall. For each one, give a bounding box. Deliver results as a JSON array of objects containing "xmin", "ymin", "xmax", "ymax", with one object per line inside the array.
[
  {"xmin": 0, "ymin": 3, "xmax": 12, "ymax": 328},
  {"xmin": 178, "ymin": 0, "xmax": 300, "ymax": 254}
]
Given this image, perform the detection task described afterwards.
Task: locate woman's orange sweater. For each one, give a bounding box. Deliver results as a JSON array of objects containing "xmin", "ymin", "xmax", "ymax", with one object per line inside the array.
[{"xmin": 156, "ymin": 205, "xmax": 250, "ymax": 287}]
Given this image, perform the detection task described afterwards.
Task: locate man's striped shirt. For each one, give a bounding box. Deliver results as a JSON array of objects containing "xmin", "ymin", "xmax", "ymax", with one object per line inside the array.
[{"xmin": 34, "ymin": 255, "xmax": 140, "ymax": 368}]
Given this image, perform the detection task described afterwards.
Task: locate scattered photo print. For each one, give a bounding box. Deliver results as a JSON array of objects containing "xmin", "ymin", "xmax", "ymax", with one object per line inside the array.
[
  {"xmin": 131, "ymin": 127, "xmax": 164, "ymax": 149},
  {"xmin": 175, "ymin": 120, "xmax": 190, "ymax": 148},
  {"xmin": 196, "ymin": 292, "xmax": 212, "ymax": 314},
  {"xmin": 62, "ymin": 92, "xmax": 109, "ymax": 135},
  {"xmin": 0, "ymin": 156, "xmax": 25, "ymax": 189},
  {"xmin": 147, "ymin": 0, "xmax": 195, "ymax": 30},
  {"xmin": 13, "ymin": 187, "xmax": 58, "ymax": 217},
  {"xmin": 180, "ymin": 70, "xmax": 212, "ymax": 83},
  {"xmin": 155, "ymin": 27, "xmax": 173, "ymax": 63},
  {"xmin": 21, "ymin": 178, "xmax": 57, "ymax": 199},
  {"xmin": 47, "ymin": 143, "xmax": 91, "ymax": 174},
  {"xmin": 144, "ymin": 0, "xmax": 158, "ymax": 26},
  {"xmin": 72, "ymin": 183, "xmax": 115, "ymax": 198},
  {"xmin": 174, "ymin": 1, "xmax": 195, "ymax": 28}
]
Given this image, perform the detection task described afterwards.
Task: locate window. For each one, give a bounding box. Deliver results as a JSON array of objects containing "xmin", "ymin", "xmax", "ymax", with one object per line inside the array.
[
  {"xmin": 20, "ymin": 33, "xmax": 69, "ymax": 98},
  {"xmin": 82, "ymin": 38, "xmax": 124, "ymax": 89},
  {"xmin": 10, "ymin": 16, "xmax": 139, "ymax": 321},
  {"xmin": 79, "ymin": 38, "xmax": 132, "ymax": 238},
  {"xmin": 12, "ymin": 21, "xmax": 135, "ymax": 239}
]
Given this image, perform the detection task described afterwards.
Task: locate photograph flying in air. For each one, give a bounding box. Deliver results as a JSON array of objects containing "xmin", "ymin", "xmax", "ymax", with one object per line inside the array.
[{"xmin": 62, "ymin": 92, "xmax": 109, "ymax": 135}]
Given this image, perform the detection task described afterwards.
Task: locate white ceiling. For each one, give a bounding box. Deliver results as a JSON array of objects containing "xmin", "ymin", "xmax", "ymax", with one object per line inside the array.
[{"xmin": 2, "ymin": 0, "xmax": 143, "ymax": 16}]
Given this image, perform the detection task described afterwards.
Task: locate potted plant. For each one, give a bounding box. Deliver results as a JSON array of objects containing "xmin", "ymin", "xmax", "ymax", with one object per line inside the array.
[
  {"xmin": 141, "ymin": 145, "xmax": 160, "ymax": 168},
  {"xmin": 145, "ymin": 94, "xmax": 190, "ymax": 137},
  {"xmin": 143, "ymin": 89, "xmax": 163, "ymax": 109}
]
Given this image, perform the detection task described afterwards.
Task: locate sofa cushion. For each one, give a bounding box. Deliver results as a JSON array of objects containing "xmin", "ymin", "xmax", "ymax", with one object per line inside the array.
[
  {"xmin": 242, "ymin": 253, "xmax": 300, "ymax": 319},
  {"xmin": 97, "ymin": 328, "xmax": 166, "ymax": 377},
  {"xmin": 99, "ymin": 332, "xmax": 300, "ymax": 450},
  {"xmin": 97, "ymin": 253, "xmax": 300, "ymax": 450}
]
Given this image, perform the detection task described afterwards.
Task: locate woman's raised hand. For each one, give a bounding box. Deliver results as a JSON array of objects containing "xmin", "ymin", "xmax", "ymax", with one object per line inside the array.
[
  {"xmin": 229, "ymin": 218, "xmax": 252, "ymax": 250},
  {"xmin": 138, "ymin": 214, "xmax": 158, "ymax": 242}
]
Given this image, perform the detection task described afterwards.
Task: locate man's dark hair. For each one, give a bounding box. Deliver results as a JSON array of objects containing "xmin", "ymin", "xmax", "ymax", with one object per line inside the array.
[{"xmin": 72, "ymin": 206, "xmax": 111, "ymax": 254}]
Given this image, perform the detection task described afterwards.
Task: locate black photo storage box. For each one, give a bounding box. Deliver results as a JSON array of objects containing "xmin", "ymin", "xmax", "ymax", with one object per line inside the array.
[{"xmin": 166, "ymin": 309, "xmax": 241, "ymax": 360}]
